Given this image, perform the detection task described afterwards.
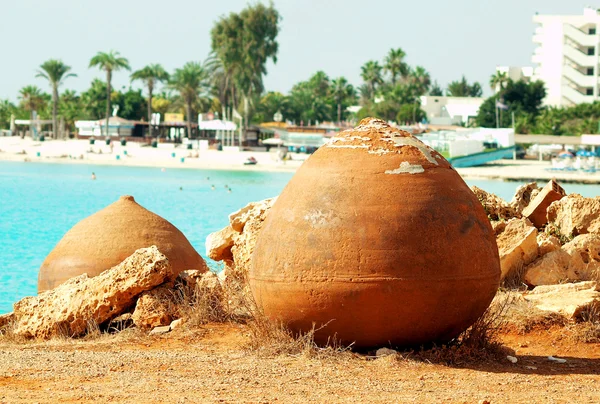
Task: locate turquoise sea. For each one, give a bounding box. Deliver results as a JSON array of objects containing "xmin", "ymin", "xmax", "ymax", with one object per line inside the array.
[{"xmin": 2, "ymin": 160, "xmax": 600, "ymax": 314}]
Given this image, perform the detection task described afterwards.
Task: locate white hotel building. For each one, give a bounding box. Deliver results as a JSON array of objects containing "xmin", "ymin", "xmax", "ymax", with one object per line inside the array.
[{"xmin": 532, "ymin": 7, "xmax": 600, "ymax": 106}]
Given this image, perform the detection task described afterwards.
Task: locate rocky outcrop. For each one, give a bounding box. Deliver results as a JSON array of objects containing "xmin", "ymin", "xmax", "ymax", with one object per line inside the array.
[
  {"xmin": 523, "ymin": 281, "xmax": 600, "ymax": 319},
  {"xmin": 510, "ymin": 182, "xmax": 540, "ymax": 215},
  {"xmin": 13, "ymin": 246, "xmax": 171, "ymax": 339},
  {"xmin": 547, "ymin": 194, "xmax": 600, "ymax": 238},
  {"xmin": 0, "ymin": 312, "xmax": 14, "ymax": 330},
  {"xmin": 205, "ymin": 226, "xmax": 235, "ymax": 261},
  {"xmin": 524, "ymin": 234, "xmax": 600, "ymax": 286},
  {"xmin": 496, "ymin": 218, "xmax": 538, "ymax": 281},
  {"xmin": 537, "ymin": 232, "xmax": 561, "ymax": 257},
  {"xmin": 207, "ymin": 197, "xmax": 277, "ymax": 282},
  {"xmin": 132, "ymin": 285, "xmax": 177, "ymax": 329},
  {"xmin": 471, "ymin": 186, "xmax": 519, "ymax": 221},
  {"xmin": 522, "ymin": 180, "xmax": 566, "ymax": 228}
]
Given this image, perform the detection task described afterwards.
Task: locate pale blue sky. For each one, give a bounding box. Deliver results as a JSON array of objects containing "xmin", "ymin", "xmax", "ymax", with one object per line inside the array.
[{"xmin": 0, "ymin": 0, "xmax": 593, "ymax": 101}]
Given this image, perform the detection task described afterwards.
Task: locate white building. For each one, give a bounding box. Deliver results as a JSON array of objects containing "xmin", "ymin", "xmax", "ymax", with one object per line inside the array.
[
  {"xmin": 419, "ymin": 96, "xmax": 484, "ymax": 126},
  {"xmin": 532, "ymin": 7, "xmax": 600, "ymax": 106},
  {"xmin": 493, "ymin": 66, "xmax": 533, "ymax": 93}
]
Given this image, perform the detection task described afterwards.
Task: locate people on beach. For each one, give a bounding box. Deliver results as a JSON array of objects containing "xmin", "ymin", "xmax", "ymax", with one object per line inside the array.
[{"xmin": 91, "ymin": 172, "xmax": 96, "ymax": 180}]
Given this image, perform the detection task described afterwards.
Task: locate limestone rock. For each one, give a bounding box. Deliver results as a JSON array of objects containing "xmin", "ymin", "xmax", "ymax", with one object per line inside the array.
[
  {"xmin": 149, "ymin": 325, "xmax": 171, "ymax": 335},
  {"xmin": 537, "ymin": 232, "xmax": 561, "ymax": 257},
  {"xmin": 176, "ymin": 269, "xmax": 205, "ymax": 291},
  {"xmin": 132, "ymin": 285, "xmax": 177, "ymax": 329},
  {"xmin": 522, "ymin": 180, "xmax": 566, "ymax": 228},
  {"xmin": 229, "ymin": 197, "xmax": 277, "ymax": 233},
  {"xmin": 523, "ymin": 281, "xmax": 600, "ymax": 319},
  {"xmin": 496, "ymin": 218, "xmax": 538, "ymax": 281},
  {"xmin": 524, "ymin": 234, "xmax": 600, "ymax": 286},
  {"xmin": 13, "ymin": 246, "xmax": 171, "ymax": 339},
  {"xmin": 0, "ymin": 312, "xmax": 14, "ymax": 330},
  {"xmin": 471, "ymin": 186, "xmax": 519, "ymax": 221},
  {"xmin": 510, "ymin": 182, "xmax": 540, "ymax": 214},
  {"xmin": 205, "ymin": 226, "xmax": 235, "ymax": 261},
  {"xmin": 376, "ymin": 347, "xmax": 398, "ymax": 357},
  {"xmin": 547, "ymin": 194, "xmax": 600, "ymax": 238},
  {"xmin": 170, "ymin": 318, "xmax": 185, "ymax": 330}
]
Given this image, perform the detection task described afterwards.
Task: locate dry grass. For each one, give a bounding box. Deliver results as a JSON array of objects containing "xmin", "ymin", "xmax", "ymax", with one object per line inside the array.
[{"xmin": 568, "ymin": 303, "xmax": 600, "ymax": 343}]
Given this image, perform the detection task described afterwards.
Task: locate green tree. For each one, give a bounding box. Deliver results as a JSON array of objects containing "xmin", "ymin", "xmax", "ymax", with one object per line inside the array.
[
  {"xmin": 112, "ymin": 88, "xmax": 148, "ymax": 121},
  {"xmin": 475, "ymin": 79, "xmax": 546, "ymax": 128},
  {"xmin": 383, "ymin": 48, "xmax": 408, "ymax": 85},
  {"xmin": 59, "ymin": 90, "xmax": 82, "ymax": 133},
  {"xmin": 330, "ymin": 77, "xmax": 356, "ymax": 123},
  {"xmin": 490, "ymin": 71, "xmax": 509, "ymax": 93},
  {"xmin": 408, "ymin": 66, "xmax": 431, "ymax": 95},
  {"xmin": 429, "ymin": 81, "xmax": 444, "ymax": 96},
  {"xmin": 396, "ymin": 103, "xmax": 425, "ymax": 123},
  {"xmin": 446, "ymin": 76, "xmax": 483, "ymax": 97},
  {"xmin": 211, "ymin": 3, "xmax": 280, "ymax": 129},
  {"xmin": 35, "ymin": 59, "xmax": 76, "ymax": 139},
  {"xmin": 89, "ymin": 51, "xmax": 131, "ymax": 136},
  {"xmin": 131, "ymin": 64, "xmax": 169, "ymax": 138},
  {"xmin": 254, "ymin": 91, "xmax": 288, "ymax": 123},
  {"xmin": 0, "ymin": 99, "xmax": 17, "ymax": 130},
  {"xmin": 360, "ymin": 61, "xmax": 383, "ymax": 100},
  {"xmin": 81, "ymin": 79, "xmax": 108, "ymax": 120},
  {"xmin": 168, "ymin": 61, "xmax": 210, "ymax": 138},
  {"xmin": 18, "ymin": 85, "xmax": 47, "ymax": 138}
]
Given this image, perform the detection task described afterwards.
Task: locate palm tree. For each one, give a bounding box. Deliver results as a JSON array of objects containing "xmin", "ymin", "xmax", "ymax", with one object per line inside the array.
[
  {"xmin": 89, "ymin": 51, "xmax": 130, "ymax": 137},
  {"xmin": 409, "ymin": 66, "xmax": 431, "ymax": 95},
  {"xmin": 384, "ymin": 48, "xmax": 408, "ymax": 85},
  {"xmin": 131, "ymin": 64, "xmax": 169, "ymax": 138},
  {"xmin": 18, "ymin": 85, "xmax": 46, "ymax": 138},
  {"xmin": 168, "ymin": 62, "xmax": 210, "ymax": 139},
  {"xmin": 490, "ymin": 71, "xmax": 509, "ymax": 93},
  {"xmin": 36, "ymin": 59, "xmax": 76, "ymax": 139},
  {"xmin": 331, "ymin": 77, "xmax": 355, "ymax": 124},
  {"xmin": 361, "ymin": 61, "xmax": 383, "ymax": 100}
]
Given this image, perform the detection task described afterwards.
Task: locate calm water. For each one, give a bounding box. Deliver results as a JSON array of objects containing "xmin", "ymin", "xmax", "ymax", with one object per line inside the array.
[{"xmin": 2, "ymin": 161, "xmax": 600, "ymax": 314}]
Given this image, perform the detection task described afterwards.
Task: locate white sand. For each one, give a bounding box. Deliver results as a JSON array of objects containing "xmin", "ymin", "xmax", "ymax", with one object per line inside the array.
[
  {"xmin": 0, "ymin": 137, "xmax": 305, "ymax": 173},
  {"xmin": 2, "ymin": 137, "xmax": 600, "ymax": 184}
]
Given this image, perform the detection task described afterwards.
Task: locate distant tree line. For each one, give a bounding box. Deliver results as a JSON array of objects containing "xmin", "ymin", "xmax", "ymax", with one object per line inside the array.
[{"xmin": 0, "ymin": 2, "xmax": 598, "ymax": 136}]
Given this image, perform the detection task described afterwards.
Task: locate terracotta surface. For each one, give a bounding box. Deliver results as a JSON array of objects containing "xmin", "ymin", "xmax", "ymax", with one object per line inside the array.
[
  {"xmin": 250, "ymin": 118, "xmax": 501, "ymax": 348},
  {"xmin": 38, "ymin": 195, "xmax": 207, "ymax": 292}
]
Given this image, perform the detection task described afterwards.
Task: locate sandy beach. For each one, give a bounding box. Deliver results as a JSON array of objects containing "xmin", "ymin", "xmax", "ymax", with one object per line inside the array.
[
  {"xmin": 0, "ymin": 137, "xmax": 306, "ymax": 173},
  {"xmin": 3, "ymin": 137, "xmax": 600, "ymax": 184}
]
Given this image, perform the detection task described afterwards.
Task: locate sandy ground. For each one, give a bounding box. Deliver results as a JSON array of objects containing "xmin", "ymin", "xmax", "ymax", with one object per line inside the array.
[
  {"xmin": 0, "ymin": 323, "xmax": 598, "ymax": 403},
  {"xmin": 5, "ymin": 137, "xmax": 600, "ymax": 183},
  {"xmin": 0, "ymin": 137, "xmax": 305, "ymax": 173}
]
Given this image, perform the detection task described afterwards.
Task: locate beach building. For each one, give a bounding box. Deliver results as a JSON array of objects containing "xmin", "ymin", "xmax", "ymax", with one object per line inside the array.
[
  {"xmin": 532, "ymin": 7, "xmax": 600, "ymax": 106},
  {"xmin": 419, "ymin": 96, "xmax": 484, "ymax": 126},
  {"xmin": 493, "ymin": 66, "xmax": 533, "ymax": 92}
]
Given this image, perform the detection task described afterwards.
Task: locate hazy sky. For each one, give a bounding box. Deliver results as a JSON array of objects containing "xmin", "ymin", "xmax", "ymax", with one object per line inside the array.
[{"xmin": 0, "ymin": 0, "xmax": 593, "ymax": 101}]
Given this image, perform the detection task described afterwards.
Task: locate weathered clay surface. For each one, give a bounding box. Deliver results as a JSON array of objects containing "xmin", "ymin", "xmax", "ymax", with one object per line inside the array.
[
  {"xmin": 510, "ymin": 182, "xmax": 540, "ymax": 215},
  {"xmin": 547, "ymin": 194, "xmax": 600, "ymax": 238},
  {"xmin": 38, "ymin": 195, "xmax": 207, "ymax": 292},
  {"xmin": 471, "ymin": 186, "xmax": 519, "ymax": 221},
  {"xmin": 537, "ymin": 232, "xmax": 561, "ymax": 257},
  {"xmin": 522, "ymin": 180, "xmax": 566, "ymax": 228},
  {"xmin": 251, "ymin": 118, "xmax": 501, "ymax": 348},
  {"xmin": 523, "ymin": 281, "xmax": 600, "ymax": 319},
  {"xmin": 496, "ymin": 218, "xmax": 538, "ymax": 281},
  {"xmin": 524, "ymin": 234, "xmax": 600, "ymax": 286},
  {"xmin": 132, "ymin": 285, "xmax": 177, "ymax": 329},
  {"xmin": 205, "ymin": 226, "xmax": 236, "ymax": 261},
  {"xmin": 14, "ymin": 246, "xmax": 171, "ymax": 339}
]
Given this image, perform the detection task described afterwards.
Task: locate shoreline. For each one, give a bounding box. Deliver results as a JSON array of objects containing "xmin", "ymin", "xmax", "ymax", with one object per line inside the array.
[{"xmin": 3, "ymin": 137, "xmax": 600, "ymax": 184}]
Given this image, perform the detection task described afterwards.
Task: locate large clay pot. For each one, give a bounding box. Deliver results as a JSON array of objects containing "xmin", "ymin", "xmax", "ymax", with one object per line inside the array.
[
  {"xmin": 250, "ymin": 118, "xmax": 500, "ymax": 348},
  {"xmin": 38, "ymin": 195, "xmax": 207, "ymax": 292}
]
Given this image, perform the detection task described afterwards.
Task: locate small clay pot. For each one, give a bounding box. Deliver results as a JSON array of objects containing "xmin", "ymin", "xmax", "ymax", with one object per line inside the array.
[
  {"xmin": 250, "ymin": 118, "xmax": 500, "ymax": 348},
  {"xmin": 38, "ymin": 195, "xmax": 207, "ymax": 292}
]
